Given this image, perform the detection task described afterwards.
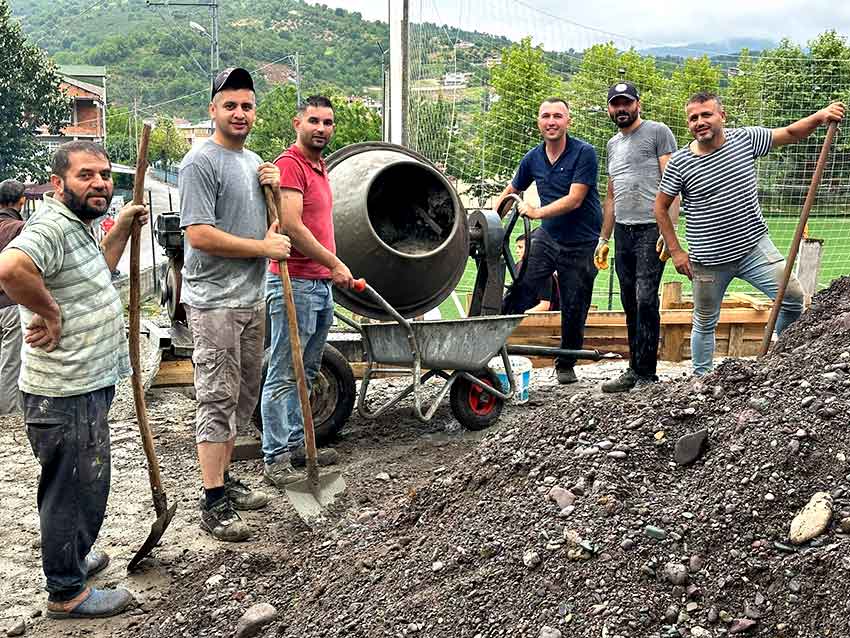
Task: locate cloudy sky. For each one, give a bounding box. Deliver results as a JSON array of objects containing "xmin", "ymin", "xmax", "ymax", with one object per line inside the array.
[{"xmin": 307, "ymin": 0, "xmax": 850, "ymax": 50}]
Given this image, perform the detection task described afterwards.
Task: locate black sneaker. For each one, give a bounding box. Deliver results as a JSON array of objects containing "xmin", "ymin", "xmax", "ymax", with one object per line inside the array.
[
  {"xmin": 200, "ymin": 497, "xmax": 251, "ymax": 542},
  {"xmin": 225, "ymin": 475, "xmax": 269, "ymax": 511},
  {"xmin": 290, "ymin": 446, "xmax": 339, "ymax": 468},
  {"xmin": 601, "ymin": 368, "xmax": 639, "ymax": 393},
  {"xmin": 556, "ymin": 368, "xmax": 578, "ymax": 385}
]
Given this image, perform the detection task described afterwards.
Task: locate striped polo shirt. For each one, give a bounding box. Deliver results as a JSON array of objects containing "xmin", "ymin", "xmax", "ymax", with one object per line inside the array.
[
  {"xmin": 659, "ymin": 127, "xmax": 773, "ymax": 266},
  {"xmin": 7, "ymin": 194, "xmax": 130, "ymax": 396}
]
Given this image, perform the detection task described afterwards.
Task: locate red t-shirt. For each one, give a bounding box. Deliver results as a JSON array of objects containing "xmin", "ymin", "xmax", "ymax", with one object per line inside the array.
[{"xmin": 269, "ymin": 144, "xmax": 335, "ymax": 279}]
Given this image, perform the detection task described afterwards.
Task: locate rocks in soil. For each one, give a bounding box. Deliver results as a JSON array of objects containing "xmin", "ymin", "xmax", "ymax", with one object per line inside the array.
[
  {"xmin": 789, "ymin": 491, "xmax": 833, "ymax": 544},
  {"xmin": 5, "ymin": 619, "xmax": 25, "ymax": 637},
  {"xmin": 234, "ymin": 603, "xmax": 277, "ymax": 638},
  {"xmin": 674, "ymin": 429, "xmax": 709, "ymax": 465},
  {"xmin": 538, "ymin": 627, "xmax": 562, "ymax": 638}
]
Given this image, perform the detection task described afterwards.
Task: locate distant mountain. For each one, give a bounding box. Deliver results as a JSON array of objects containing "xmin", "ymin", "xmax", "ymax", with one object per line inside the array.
[{"xmin": 640, "ymin": 38, "xmax": 779, "ymax": 58}]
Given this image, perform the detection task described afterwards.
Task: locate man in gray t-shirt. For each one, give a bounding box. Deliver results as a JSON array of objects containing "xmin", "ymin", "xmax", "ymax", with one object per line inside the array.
[
  {"xmin": 596, "ymin": 82, "xmax": 678, "ymax": 393},
  {"xmin": 178, "ymin": 67, "xmax": 291, "ymax": 543}
]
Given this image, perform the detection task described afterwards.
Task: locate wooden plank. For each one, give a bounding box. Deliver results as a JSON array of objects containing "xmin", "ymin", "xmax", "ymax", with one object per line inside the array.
[
  {"xmin": 727, "ymin": 292, "xmax": 771, "ymax": 311},
  {"xmin": 727, "ymin": 324, "xmax": 746, "ymax": 356},
  {"xmin": 660, "ymin": 281, "xmax": 682, "ymax": 309},
  {"xmin": 152, "ymin": 359, "xmax": 194, "ymax": 387},
  {"xmin": 231, "ymin": 435, "xmax": 262, "ymax": 461}
]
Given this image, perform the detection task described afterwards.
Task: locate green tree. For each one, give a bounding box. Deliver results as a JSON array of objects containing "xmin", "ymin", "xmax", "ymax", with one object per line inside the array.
[
  {"xmin": 656, "ymin": 56, "xmax": 722, "ymax": 145},
  {"xmin": 724, "ymin": 49, "xmax": 763, "ymax": 128},
  {"xmin": 248, "ymin": 84, "xmax": 298, "ymax": 161},
  {"xmin": 325, "ymin": 98, "xmax": 382, "ymax": 154},
  {"xmin": 0, "ymin": 0, "xmax": 70, "ymax": 180},
  {"xmin": 474, "ymin": 37, "xmax": 564, "ymax": 184},
  {"xmin": 149, "ymin": 115, "xmax": 189, "ymax": 173},
  {"xmin": 105, "ymin": 106, "xmax": 144, "ymax": 165}
]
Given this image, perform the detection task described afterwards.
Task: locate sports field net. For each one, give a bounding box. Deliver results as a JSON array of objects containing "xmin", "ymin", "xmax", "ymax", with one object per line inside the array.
[{"xmin": 407, "ymin": 0, "xmax": 850, "ymax": 313}]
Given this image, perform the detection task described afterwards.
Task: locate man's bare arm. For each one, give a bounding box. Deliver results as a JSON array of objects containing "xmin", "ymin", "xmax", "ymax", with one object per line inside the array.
[
  {"xmin": 521, "ymin": 183, "xmax": 590, "ymax": 220},
  {"xmin": 654, "ymin": 191, "xmax": 691, "ymax": 279},
  {"xmin": 657, "ymin": 154, "xmax": 680, "ymax": 226},
  {"xmin": 185, "ymin": 223, "xmax": 289, "ymax": 260},
  {"xmin": 771, "ymin": 102, "xmax": 845, "ymax": 147},
  {"xmin": 601, "ymin": 179, "xmax": 615, "ymax": 240}
]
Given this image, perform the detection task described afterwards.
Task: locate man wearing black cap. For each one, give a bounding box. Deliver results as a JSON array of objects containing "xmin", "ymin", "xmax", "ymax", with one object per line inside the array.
[
  {"xmin": 495, "ymin": 97, "xmax": 602, "ymax": 385},
  {"xmin": 597, "ymin": 82, "xmax": 678, "ymax": 392},
  {"xmin": 178, "ymin": 67, "xmax": 291, "ymax": 541}
]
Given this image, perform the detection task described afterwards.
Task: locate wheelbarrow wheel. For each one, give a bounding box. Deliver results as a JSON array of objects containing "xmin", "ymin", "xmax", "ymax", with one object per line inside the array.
[
  {"xmin": 253, "ymin": 343, "xmax": 355, "ymax": 445},
  {"xmin": 450, "ymin": 370, "xmax": 504, "ymax": 431}
]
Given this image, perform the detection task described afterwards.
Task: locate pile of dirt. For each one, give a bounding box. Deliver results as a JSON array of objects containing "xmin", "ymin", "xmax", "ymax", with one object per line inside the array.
[{"xmin": 125, "ymin": 278, "xmax": 850, "ymax": 638}]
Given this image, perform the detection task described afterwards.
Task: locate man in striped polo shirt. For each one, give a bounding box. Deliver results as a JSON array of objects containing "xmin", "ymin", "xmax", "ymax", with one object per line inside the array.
[
  {"xmin": 0, "ymin": 141, "xmax": 147, "ymax": 618},
  {"xmin": 655, "ymin": 92, "xmax": 845, "ymax": 375}
]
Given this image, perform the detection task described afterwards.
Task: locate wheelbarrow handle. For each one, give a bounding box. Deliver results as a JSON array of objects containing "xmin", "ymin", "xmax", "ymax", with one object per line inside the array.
[{"xmin": 352, "ymin": 279, "xmax": 412, "ymax": 331}]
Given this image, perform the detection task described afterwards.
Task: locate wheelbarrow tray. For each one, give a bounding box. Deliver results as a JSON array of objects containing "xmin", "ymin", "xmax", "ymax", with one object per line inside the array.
[{"xmin": 360, "ymin": 314, "xmax": 526, "ymax": 370}]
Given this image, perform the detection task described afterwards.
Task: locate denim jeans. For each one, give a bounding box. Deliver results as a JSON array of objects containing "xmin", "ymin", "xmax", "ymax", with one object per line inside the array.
[
  {"xmin": 261, "ymin": 274, "xmax": 334, "ymax": 464},
  {"xmin": 614, "ymin": 223, "xmax": 666, "ymax": 377},
  {"xmin": 691, "ymin": 234, "xmax": 804, "ymax": 375},
  {"xmin": 23, "ymin": 387, "xmax": 115, "ymax": 602},
  {"xmin": 510, "ymin": 229, "xmax": 598, "ymax": 370}
]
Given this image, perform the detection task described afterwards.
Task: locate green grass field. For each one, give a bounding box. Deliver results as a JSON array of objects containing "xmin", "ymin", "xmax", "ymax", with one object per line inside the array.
[{"xmin": 433, "ymin": 215, "xmax": 850, "ymax": 319}]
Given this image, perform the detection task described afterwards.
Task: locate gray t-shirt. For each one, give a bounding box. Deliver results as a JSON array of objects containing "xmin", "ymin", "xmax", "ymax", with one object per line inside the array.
[
  {"xmin": 178, "ymin": 139, "xmax": 267, "ymax": 309},
  {"xmin": 606, "ymin": 120, "xmax": 677, "ymax": 225}
]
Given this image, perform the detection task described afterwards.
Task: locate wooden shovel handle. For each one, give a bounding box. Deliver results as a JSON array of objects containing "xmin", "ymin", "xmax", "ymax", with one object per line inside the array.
[
  {"xmin": 263, "ymin": 186, "xmax": 320, "ymax": 485},
  {"xmin": 128, "ymin": 125, "xmax": 167, "ymax": 515}
]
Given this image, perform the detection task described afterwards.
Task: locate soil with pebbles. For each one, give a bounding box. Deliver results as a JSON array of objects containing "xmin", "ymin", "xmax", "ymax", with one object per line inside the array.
[{"xmin": 3, "ymin": 279, "xmax": 850, "ymax": 638}]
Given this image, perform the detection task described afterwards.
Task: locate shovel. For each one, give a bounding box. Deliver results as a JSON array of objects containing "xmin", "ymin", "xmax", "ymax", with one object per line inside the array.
[
  {"xmin": 262, "ymin": 186, "xmax": 346, "ymax": 524},
  {"xmin": 127, "ymin": 124, "xmax": 177, "ymax": 571}
]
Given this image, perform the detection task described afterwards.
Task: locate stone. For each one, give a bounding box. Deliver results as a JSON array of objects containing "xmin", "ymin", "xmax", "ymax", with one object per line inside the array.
[
  {"xmin": 707, "ymin": 606, "xmax": 720, "ymax": 624},
  {"xmin": 205, "ymin": 574, "xmax": 224, "ymax": 588},
  {"xmin": 691, "ymin": 627, "xmax": 711, "ymax": 638},
  {"xmin": 620, "ymin": 538, "xmax": 635, "ymax": 551},
  {"xmin": 432, "ymin": 561, "xmax": 444, "ymax": 572},
  {"xmin": 839, "ymin": 517, "xmax": 850, "ymax": 534},
  {"xmin": 689, "ymin": 554, "xmax": 704, "ymax": 573},
  {"xmin": 5, "ymin": 619, "xmax": 25, "ymax": 637},
  {"xmin": 607, "ymin": 450, "xmax": 628, "ymax": 460},
  {"xmin": 523, "ymin": 549, "xmax": 541, "ymax": 569},
  {"xmin": 645, "ymin": 525, "xmax": 668, "ymax": 540},
  {"xmin": 663, "ymin": 605, "xmax": 678, "ymax": 623},
  {"xmin": 234, "ymin": 603, "xmax": 278, "ymax": 638},
  {"xmin": 729, "ymin": 618, "xmax": 758, "ymax": 634},
  {"xmin": 674, "ymin": 430, "xmax": 709, "ymax": 466},
  {"xmin": 375, "ymin": 472, "xmax": 391, "ymax": 481},
  {"xmin": 663, "ymin": 562, "xmax": 688, "ymax": 586},
  {"xmin": 546, "ymin": 486, "xmax": 576, "ymax": 510},
  {"xmin": 789, "ymin": 491, "xmax": 833, "ymax": 544},
  {"xmin": 539, "ymin": 626, "xmax": 562, "ymax": 638}
]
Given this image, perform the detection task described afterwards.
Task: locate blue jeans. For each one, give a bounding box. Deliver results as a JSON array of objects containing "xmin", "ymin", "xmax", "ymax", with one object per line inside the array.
[
  {"xmin": 261, "ymin": 274, "xmax": 334, "ymax": 464},
  {"xmin": 691, "ymin": 234, "xmax": 804, "ymax": 375}
]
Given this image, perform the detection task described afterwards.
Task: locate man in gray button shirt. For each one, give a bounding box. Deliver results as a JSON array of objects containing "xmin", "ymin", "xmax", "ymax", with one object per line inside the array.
[
  {"xmin": 179, "ymin": 67, "xmax": 291, "ymax": 542},
  {"xmin": 596, "ymin": 82, "xmax": 679, "ymax": 392}
]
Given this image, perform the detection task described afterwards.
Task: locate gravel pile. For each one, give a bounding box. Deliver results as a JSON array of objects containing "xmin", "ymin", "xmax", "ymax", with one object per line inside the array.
[{"xmin": 126, "ymin": 277, "xmax": 850, "ymax": 638}]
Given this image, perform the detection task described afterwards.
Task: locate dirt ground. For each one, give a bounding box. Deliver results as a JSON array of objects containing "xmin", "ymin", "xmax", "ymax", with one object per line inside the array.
[{"xmin": 2, "ymin": 278, "xmax": 849, "ymax": 638}]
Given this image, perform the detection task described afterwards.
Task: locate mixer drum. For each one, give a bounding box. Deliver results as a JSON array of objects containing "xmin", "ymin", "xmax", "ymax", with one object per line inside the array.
[{"xmin": 327, "ymin": 143, "xmax": 469, "ymax": 319}]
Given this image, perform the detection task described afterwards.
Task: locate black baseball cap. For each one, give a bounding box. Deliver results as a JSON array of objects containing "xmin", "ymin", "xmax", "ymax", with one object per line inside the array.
[
  {"xmin": 607, "ymin": 81, "xmax": 640, "ymax": 104},
  {"xmin": 211, "ymin": 67, "xmax": 254, "ymax": 100}
]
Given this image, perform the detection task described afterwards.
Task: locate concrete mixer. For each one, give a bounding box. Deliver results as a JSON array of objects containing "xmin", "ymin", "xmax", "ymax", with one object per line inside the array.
[{"xmin": 153, "ymin": 142, "xmax": 601, "ymax": 439}]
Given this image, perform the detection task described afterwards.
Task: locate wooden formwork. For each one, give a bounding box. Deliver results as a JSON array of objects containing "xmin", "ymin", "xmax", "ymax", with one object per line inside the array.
[{"xmin": 509, "ymin": 281, "xmax": 772, "ymax": 366}]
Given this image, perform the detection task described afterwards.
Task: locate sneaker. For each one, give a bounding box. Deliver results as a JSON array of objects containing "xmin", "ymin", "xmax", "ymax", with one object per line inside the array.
[
  {"xmin": 200, "ymin": 497, "xmax": 251, "ymax": 542},
  {"xmin": 47, "ymin": 586, "xmax": 134, "ymax": 619},
  {"xmin": 634, "ymin": 374, "xmax": 659, "ymax": 388},
  {"xmin": 289, "ymin": 446, "xmax": 339, "ymax": 468},
  {"xmin": 556, "ymin": 368, "xmax": 578, "ymax": 385},
  {"xmin": 84, "ymin": 549, "xmax": 110, "ymax": 578},
  {"xmin": 263, "ymin": 454, "xmax": 305, "ymax": 490},
  {"xmin": 225, "ymin": 475, "xmax": 269, "ymax": 511},
  {"xmin": 602, "ymin": 368, "xmax": 639, "ymax": 393}
]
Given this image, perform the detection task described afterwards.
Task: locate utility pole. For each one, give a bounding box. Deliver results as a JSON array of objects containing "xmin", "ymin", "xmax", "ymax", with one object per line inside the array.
[
  {"xmin": 295, "ymin": 52, "xmax": 301, "ymax": 106},
  {"xmin": 388, "ymin": 0, "xmax": 409, "ymax": 146}
]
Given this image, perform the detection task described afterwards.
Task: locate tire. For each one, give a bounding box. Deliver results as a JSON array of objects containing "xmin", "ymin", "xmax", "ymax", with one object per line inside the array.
[
  {"xmin": 253, "ymin": 343, "xmax": 356, "ymax": 445},
  {"xmin": 449, "ymin": 369, "xmax": 504, "ymax": 431}
]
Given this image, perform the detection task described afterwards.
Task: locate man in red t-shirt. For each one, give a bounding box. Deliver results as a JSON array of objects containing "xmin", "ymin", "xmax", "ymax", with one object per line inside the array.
[{"xmin": 261, "ymin": 95, "xmax": 355, "ymax": 489}]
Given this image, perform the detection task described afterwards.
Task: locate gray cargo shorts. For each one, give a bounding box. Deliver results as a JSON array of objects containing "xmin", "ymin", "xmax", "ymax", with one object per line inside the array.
[{"xmin": 187, "ymin": 304, "xmax": 265, "ymax": 444}]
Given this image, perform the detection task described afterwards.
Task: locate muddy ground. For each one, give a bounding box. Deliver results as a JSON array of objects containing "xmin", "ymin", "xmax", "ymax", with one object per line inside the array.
[{"xmin": 1, "ymin": 278, "xmax": 849, "ymax": 638}]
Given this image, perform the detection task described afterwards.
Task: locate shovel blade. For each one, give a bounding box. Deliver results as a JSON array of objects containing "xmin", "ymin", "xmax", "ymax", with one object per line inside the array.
[
  {"xmin": 284, "ymin": 471, "xmax": 346, "ymax": 523},
  {"xmin": 127, "ymin": 501, "xmax": 178, "ymax": 572}
]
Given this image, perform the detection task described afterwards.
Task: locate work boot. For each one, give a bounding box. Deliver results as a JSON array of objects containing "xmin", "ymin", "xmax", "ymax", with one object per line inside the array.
[
  {"xmin": 602, "ymin": 368, "xmax": 639, "ymax": 393},
  {"xmin": 84, "ymin": 549, "xmax": 110, "ymax": 578},
  {"xmin": 263, "ymin": 454, "xmax": 305, "ymax": 490},
  {"xmin": 290, "ymin": 446, "xmax": 339, "ymax": 468},
  {"xmin": 634, "ymin": 374, "xmax": 659, "ymax": 389},
  {"xmin": 225, "ymin": 475, "xmax": 269, "ymax": 511},
  {"xmin": 46, "ymin": 586, "xmax": 134, "ymax": 619},
  {"xmin": 200, "ymin": 497, "xmax": 251, "ymax": 542},
  {"xmin": 556, "ymin": 368, "xmax": 578, "ymax": 385}
]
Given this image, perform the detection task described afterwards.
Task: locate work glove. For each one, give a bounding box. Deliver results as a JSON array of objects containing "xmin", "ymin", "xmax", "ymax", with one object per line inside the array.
[
  {"xmin": 594, "ymin": 237, "xmax": 610, "ymax": 270},
  {"xmin": 656, "ymin": 235, "xmax": 670, "ymax": 262}
]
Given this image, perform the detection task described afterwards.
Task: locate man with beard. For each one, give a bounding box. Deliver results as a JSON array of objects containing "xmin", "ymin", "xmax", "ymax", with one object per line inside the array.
[
  {"xmin": 261, "ymin": 95, "xmax": 355, "ymax": 489},
  {"xmin": 0, "ymin": 179, "xmax": 27, "ymax": 414},
  {"xmin": 179, "ymin": 67, "xmax": 291, "ymax": 541},
  {"xmin": 656, "ymin": 92, "xmax": 844, "ymax": 375},
  {"xmin": 597, "ymin": 82, "xmax": 678, "ymax": 392},
  {"xmin": 495, "ymin": 97, "xmax": 602, "ymax": 385},
  {"xmin": 0, "ymin": 142, "xmax": 147, "ymax": 618}
]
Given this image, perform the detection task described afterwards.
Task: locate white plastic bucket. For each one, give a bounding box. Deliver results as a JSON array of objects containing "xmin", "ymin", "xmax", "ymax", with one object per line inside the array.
[{"xmin": 488, "ymin": 355, "xmax": 533, "ymax": 404}]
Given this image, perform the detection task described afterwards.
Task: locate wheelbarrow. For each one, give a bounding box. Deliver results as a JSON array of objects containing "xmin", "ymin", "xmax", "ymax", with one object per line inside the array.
[{"xmin": 335, "ymin": 281, "xmax": 525, "ymax": 430}]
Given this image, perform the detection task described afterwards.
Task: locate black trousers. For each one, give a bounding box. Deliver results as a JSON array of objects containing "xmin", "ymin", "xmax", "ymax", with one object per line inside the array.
[
  {"xmin": 23, "ymin": 387, "xmax": 115, "ymax": 602},
  {"xmin": 511, "ymin": 229, "xmax": 598, "ymax": 370},
  {"xmin": 614, "ymin": 222, "xmax": 666, "ymax": 377}
]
